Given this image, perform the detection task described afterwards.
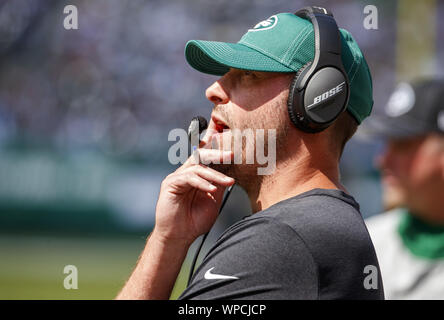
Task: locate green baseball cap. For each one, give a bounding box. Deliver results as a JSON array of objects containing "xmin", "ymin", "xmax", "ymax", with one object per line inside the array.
[{"xmin": 185, "ymin": 12, "xmax": 373, "ymax": 124}]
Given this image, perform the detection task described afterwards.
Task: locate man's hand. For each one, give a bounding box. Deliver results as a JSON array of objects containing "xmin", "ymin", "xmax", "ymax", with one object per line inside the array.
[
  {"xmin": 153, "ymin": 149, "xmax": 235, "ymax": 246},
  {"xmin": 116, "ymin": 147, "xmax": 234, "ymax": 300}
]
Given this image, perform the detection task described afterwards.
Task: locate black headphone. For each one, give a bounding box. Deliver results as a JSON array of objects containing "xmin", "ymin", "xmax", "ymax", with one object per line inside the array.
[{"xmin": 287, "ymin": 6, "xmax": 350, "ymax": 133}]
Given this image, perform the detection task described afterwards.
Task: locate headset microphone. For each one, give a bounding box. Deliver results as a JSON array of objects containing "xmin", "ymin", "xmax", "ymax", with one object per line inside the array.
[
  {"xmin": 188, "ymin": 116, "xmax": 208, "ymax": 151},
  {"xmin": 188, "ymin": 116, "xmax": 208, "ymax": 135},
  {"xmin": 186, "ymin": 116, "xmax": 234, "ymax": 287}
]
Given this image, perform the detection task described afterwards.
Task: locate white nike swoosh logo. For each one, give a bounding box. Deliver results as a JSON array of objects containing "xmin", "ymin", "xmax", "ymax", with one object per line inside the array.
[{"xmin": 204, "ymin": 267, "xmax": 239, "ymax": 280}]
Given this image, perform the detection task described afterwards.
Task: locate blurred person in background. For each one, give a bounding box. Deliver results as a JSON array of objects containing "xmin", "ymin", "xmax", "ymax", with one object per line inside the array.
[
  {"xmin": 364, "ymin": 79, "xmax": 444, "ymax": 299},
  {"xmin": 116, "ymin": 7, "xmax": 384, "ymax": 300}
]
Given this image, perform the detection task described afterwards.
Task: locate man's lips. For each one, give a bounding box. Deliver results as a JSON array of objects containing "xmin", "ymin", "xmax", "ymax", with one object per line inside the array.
[
  {"xmin": 211, "ymin": 114, "xmax": 230, "ymax": 133},
  {"xmin": 200, "ymin": 114, "xmax": 231, "ymax": 148}
]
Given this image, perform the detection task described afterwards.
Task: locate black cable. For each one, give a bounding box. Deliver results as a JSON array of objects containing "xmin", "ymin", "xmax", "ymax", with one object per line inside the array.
[{"xmin": 187, "ymin": 184, "xmax": 234, "ymax": 287}]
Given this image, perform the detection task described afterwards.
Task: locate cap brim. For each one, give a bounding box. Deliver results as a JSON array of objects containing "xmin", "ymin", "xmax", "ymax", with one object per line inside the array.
[
  {"xmin": 357, "ymin": 114, "xmax": 431, "ymax": 140},
  {"xmin": 185, "ymin": 40, "xmax": 294, "ymax": 76}
]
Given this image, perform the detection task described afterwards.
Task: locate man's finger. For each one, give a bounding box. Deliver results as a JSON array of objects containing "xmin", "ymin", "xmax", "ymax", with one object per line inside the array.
[
  {"xmin": 178, "ymin": 149, "xmax": 233, "ymax": 171},
  {"xmin": 170, "ymin": 173, "xmax": 218, "ymax": 194},
  {"xmin": 190, "ymin": 165, "xmax": 235, "ymax": 186}
]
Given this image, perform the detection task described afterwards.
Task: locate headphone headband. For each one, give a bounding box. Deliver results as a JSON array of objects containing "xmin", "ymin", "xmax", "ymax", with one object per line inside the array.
[
  {"xmin": 287, "ymin": 6, "xmax": 350, "ymax": 133},
  {"xmin": 296, "ymin": 6, "xmax": 333, "ymax": 16},
  {"xmin": 295, "ymin": 7, "xmax": 344, "ymax": 90}
]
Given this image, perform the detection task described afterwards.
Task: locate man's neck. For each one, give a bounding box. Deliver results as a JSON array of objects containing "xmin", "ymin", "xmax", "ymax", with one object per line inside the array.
[{"xmin": 245, "ymin": 156, "xmax": 346, "ymax": 213}]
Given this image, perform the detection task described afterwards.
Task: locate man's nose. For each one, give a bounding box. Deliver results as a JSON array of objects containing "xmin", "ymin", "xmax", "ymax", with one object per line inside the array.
[{"xmin": 205, "ymin": 81, "xmax": 229, "ymax": 105}]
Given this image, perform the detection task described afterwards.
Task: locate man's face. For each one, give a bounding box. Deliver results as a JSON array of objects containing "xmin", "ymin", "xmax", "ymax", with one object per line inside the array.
[
  {"xmin": 377, "ymin": 134, "xmax": 444, "ymax": 215},
  {"xmin": 202, "ymin": 68, "xmax": 293, "ymax": 183}
]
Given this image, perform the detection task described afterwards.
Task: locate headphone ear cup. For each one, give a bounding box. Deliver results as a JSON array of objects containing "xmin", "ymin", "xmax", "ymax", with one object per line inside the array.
[{"xmin": 287, "ymin": 62, "xmax": 312, "ymax": 130}]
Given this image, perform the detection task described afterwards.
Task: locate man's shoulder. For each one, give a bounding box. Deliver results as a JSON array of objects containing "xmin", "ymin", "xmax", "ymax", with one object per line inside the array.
[
  {"xmin": 217, "ymin": 213, "xmax": 305, "ymax": 248},
  {"xmin": 254, "ymin": 189, "xmax": 367, "ymax": 242},
  {"xmin": 226, "ymin": 188, "xmax": 375, "ymax": 266},
  {"xmin": 222, "ymin": 188, "xmax": 363, "ymax": 246},
  {"xmin": 210, "ymin": 189, "xmax": 384, "ymax": 300}
]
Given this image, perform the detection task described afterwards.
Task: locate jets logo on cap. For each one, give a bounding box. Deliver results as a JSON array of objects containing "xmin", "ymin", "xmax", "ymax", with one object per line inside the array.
[{"xmin": 248, "ymin": 15, "xmax": 278, "ymax": 32}]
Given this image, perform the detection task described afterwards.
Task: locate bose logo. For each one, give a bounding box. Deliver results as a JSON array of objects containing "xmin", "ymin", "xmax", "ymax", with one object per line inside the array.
[{"xmin": 306, "ymin": 82, "xmax": 345, "ymax": 110}]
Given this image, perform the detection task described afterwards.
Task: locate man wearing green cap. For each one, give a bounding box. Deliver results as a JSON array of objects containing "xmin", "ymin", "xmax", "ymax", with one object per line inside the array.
[
  {"xmin": 117, "ymin": 9, "xmax": 384, "ymax": 300},
  {"xmin": 363, "ymin": 79, "xmax": 444, "ymax": 299}
]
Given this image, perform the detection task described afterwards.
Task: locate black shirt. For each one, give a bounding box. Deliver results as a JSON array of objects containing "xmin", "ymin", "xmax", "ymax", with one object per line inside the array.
[{"xmin": 179, "ymin": 188, "xmax": 384, "ymax": 300}]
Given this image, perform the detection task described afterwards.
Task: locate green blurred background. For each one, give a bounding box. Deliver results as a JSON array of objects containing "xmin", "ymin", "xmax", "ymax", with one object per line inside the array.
[{"xmin": 0, "ymin": 0, "xmax": 441, "ymax": 299}]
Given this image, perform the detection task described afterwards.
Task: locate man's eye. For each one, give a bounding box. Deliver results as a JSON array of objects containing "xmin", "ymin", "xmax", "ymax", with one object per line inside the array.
[{"xmin": 244, "ymin": 70, "xmax": 256, "ymax": 77}]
